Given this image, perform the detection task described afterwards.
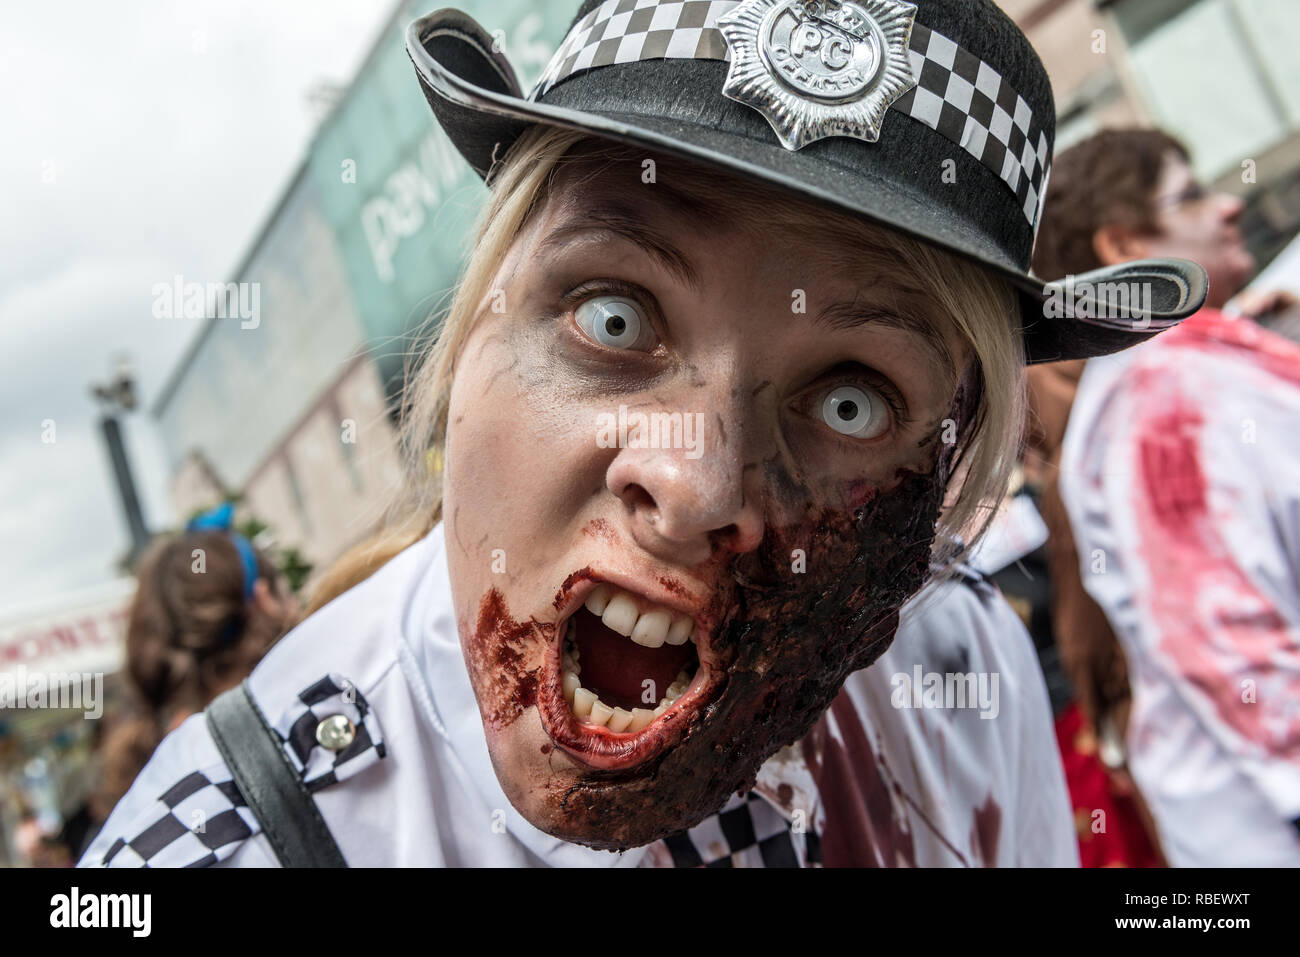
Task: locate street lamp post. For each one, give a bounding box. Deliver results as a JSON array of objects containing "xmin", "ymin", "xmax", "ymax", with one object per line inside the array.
[{"xmin": 90, "ymin": 359, "xmax": 150, "ymax": 566}]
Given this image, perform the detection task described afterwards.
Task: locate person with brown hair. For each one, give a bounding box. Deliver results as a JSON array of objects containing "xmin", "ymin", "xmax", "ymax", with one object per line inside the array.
[
  {"xmin": 80, "ymin": 1, "xmax": 1206, "ymax": 868},
  {"xmin": 1031, "ymin": 129, "xmax": 1247, "ymax": 291},
  {"xmin": 1036, "ymin": 127, "xmax": 1300, "ymax": 866},
  {"xmin": 90, "ymin": 504, "xmax": 297, "ymax": 840}
]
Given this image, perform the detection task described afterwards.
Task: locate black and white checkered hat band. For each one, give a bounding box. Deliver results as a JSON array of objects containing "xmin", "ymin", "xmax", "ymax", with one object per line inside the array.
[{"xmin": 530, "ymin": 0, "xmax": 1051, "ymax": 227}]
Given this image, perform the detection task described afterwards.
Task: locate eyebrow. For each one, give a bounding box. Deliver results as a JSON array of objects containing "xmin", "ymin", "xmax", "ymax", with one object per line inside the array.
[
  {"xmin": 813, "ymin": 298, "xmax": 957, "ymax": 382},
  {"xmin": 537, "ymin": 206, "xmax": 704, "ymax": 292}
]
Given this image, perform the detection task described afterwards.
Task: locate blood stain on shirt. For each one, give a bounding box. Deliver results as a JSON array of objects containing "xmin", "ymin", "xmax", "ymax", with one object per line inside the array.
[
  {"xmin": 804, "ymin": 695, "xmax": 917, "ymax": 867},
  {"xmin": 970, "ymin": 794, "xmax": 1001, "ymax": 865},
  {"xmin": 1132, "ymin": 380, "xmax": 1290, "ymax": 751}
]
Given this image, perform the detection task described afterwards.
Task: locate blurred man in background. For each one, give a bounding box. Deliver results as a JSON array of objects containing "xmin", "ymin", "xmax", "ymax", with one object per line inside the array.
[{"xmin": 1033, "ymin": 128, "xmax": 1300, "ymax": 866}]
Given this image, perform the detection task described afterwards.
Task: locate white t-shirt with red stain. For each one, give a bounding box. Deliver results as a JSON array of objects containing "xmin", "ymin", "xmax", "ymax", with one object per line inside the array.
[{"xmin": 1060, "ymin": 309, "xmax": 1300, "ymax": 866}]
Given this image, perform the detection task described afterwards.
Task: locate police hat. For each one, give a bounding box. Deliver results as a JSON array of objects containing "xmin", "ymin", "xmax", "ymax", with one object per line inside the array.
[{"xmin": 405, "ymin": 0, "xmax": 1208, "ymax": 362}]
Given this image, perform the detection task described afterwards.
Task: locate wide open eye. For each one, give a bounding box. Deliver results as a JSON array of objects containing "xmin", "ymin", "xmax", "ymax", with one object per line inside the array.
[
  {"xmin": 821, "ymin": 384, "xmax": 890, "ymax": 439},
  {"xmin": 574, "ymin": 295, "xmax": 656, "ymax": 351}
]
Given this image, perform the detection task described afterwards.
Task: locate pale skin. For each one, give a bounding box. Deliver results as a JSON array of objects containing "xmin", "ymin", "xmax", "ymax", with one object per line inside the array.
[{"xmin": 439, "ymin": 149, "xmax": 975, "ymax": 845}]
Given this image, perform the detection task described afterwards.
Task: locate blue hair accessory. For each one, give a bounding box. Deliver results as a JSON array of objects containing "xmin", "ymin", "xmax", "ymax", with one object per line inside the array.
[{"xmin": 187, "ymin": 502, "xmax": 259, "ymax": 601}]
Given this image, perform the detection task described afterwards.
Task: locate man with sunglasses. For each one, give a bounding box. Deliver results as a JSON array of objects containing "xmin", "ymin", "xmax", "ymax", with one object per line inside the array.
[{"xmin": 1034, "ymin": 128, "xmax": 1300, "ymax": 866}]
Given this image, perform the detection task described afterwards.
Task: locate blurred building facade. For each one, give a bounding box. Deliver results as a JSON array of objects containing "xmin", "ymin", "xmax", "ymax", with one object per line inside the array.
[
  {"xmin": 0, "ymin": 580, "xmax": 133, "ymax": 864},
  {"xmin": 1007, "ymin": 0, "xmax": 1300, "ymax": 269}
]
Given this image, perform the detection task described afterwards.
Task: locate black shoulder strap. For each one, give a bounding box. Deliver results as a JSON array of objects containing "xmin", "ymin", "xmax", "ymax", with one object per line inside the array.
[{"xmin": 205, "ymin": 681, "xmax": 348, "ymax": 868}]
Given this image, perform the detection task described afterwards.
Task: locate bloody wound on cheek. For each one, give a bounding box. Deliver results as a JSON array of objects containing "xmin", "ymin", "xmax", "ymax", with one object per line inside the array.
[{"xmin": 468, "ymin": 588, "xmax": 545, "ymax": 729}]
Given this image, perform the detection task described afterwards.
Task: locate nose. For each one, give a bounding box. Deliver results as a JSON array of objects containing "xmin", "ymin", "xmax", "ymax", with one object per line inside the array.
[
  {"xmin": 605, "ymin": 406, "xmax": 765, "ymax": 566},
  {"xmin": 1217, "ymin": 191, "xmax": 1245, "ymax": 223}
]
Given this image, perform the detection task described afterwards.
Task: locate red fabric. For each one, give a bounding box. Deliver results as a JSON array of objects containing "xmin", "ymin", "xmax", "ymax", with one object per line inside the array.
[{"xmin": 1053, "ymin": 702, "xmax": 1162, "ymax": 867}]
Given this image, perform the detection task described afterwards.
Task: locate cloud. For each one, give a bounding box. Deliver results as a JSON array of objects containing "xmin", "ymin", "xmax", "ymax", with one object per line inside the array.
[{"xmin": 0, "ymin": 257, "xmax": 194, "ymax": 607}]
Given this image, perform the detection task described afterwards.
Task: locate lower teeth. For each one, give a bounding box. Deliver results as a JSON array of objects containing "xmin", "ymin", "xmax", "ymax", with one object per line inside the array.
[{"xmin": 563, "ymin": 621, "xmax": 692, "ymax": 732}]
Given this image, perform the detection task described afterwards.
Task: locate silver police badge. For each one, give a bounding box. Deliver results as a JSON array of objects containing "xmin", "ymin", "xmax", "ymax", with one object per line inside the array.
[{"xmin": 719, "ymin": 0, "xmax": 919, "ymax": 150}]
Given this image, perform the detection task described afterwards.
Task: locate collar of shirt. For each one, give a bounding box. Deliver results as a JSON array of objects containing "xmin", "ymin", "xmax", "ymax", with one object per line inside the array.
[{"xmin": 397, "ymin": 522, "xmax": 648, "ymax": 867}]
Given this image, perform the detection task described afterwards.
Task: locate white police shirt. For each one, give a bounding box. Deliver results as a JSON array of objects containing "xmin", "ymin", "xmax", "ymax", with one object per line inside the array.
[
  {"xmin": 798, "ymin": 570, "xmax": 1077, "ymax": 867},
  {"xmin": 80, "ymin": 523, "xmax": 1073, "ymax": 867}
]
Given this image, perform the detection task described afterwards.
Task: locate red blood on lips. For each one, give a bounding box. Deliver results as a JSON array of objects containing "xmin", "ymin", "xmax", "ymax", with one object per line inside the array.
[{"xmin": 571, "ymin": 608, "xmax": 694, "ymax": 712}]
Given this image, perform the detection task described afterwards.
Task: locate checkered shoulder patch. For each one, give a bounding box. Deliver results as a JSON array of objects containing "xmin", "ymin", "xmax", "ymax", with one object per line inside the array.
[
  {"xmin": 99, "ymin": 763, "xmax": 257, "ymax": 868},
  {"xmin": 272, "ymin": 673, "xmax": 387, "ymax": 793},
  {"xmin": 96, "ymin": 673, "xmax": 386, "ymax": 868}
]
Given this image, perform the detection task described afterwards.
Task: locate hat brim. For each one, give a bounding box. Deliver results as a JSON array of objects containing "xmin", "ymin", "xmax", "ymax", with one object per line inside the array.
[{"xmin": 406, "ymin": 9, "xmax": 1207, "ymax": 364}]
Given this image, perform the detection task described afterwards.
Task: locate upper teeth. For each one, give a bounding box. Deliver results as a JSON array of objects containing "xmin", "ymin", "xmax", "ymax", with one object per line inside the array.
[{"xmin": 584, "ymin": 584, "xmax": 695, "ymax": 648}]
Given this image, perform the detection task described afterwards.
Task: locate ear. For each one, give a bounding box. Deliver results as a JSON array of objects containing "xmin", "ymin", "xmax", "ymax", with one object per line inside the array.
[
  {"xmin": 1092, "ymin": 224, "xmax": 1151, "ymax": 267},
  {"xmin": 252, "ymin": 577, "xmax": 280, "ymax": 618}
]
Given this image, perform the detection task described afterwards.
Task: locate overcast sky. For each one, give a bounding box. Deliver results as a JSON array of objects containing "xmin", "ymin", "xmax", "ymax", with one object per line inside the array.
[{"xmin": 0, "ymin": 0, "xmax": 395, "ymax": 614}]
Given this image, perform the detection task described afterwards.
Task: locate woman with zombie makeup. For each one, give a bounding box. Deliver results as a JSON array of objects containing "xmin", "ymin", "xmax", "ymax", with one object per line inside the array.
[{"xmin": 80, "ymin": 0, "xmax": 1206, "ymax": 868}]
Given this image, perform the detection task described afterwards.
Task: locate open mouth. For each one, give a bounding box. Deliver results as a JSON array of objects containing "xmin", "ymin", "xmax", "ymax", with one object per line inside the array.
[
  {"xmin": 541, "ymin": 575, "xmax": 717, "ymax": 771},
  {"xmin": 563, "ymin": 584, "xmax": 700, "ymax": 732}
]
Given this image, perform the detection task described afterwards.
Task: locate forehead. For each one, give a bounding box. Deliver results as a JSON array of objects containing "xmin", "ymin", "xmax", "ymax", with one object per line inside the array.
[{"xmin": 540, "ymin": 148, "xmax": 948, "ymax": 298}]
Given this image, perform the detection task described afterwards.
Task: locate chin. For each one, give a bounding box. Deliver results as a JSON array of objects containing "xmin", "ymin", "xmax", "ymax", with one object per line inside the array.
[
  {"xmin": 1221, "ymin": 247, "xmax": 1257, "ymax": 299},
  {"xmin": 463, "ymin": 566, "xmax": 735, "ymax": 849}
]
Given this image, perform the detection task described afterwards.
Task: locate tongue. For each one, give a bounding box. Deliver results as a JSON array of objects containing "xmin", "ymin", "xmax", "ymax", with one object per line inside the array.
[{"xmin": 573, "ymin": 608, "xmax": 695, "ymax": 712}]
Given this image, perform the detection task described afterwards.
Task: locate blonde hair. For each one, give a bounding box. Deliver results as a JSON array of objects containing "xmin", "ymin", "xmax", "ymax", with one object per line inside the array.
[{"xmin": 305, "ymin": 126, "xmax": 1024, "ymax": 614}]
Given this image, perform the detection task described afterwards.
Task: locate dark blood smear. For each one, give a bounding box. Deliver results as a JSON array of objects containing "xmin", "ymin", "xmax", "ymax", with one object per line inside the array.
[
  {"xmin": 804, "ymin": 695, "xmax": 917, "ymax": 867},
  {"xmin": 550, "ymin": 468, "xmax": 947, "ymax": 850},
  {"xmin": 573, "ymin": 608, "xmax": 695, "ymax": 711},
  {"xmin": 469, "ymin": 587, "xmax": 543, "ymax": 729},
  {"xmin": 971, "ymin": 795, "xmax": 1002, "ymax": 865}
]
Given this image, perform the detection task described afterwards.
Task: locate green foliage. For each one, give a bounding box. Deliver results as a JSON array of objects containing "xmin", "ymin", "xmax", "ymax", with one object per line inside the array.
[{"xmin": 278, "ymin": 547, "xmax": 314, "ymax": 595}]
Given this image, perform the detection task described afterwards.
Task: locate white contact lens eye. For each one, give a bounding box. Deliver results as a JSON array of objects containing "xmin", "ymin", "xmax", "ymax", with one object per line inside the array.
[
  {"xmin": 822, "ymin": 385, "xmax": 888, "ymax": 439},
  {"xmin": 575, "ymin": 296, "xmax": 654, "ymax": 351}
]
